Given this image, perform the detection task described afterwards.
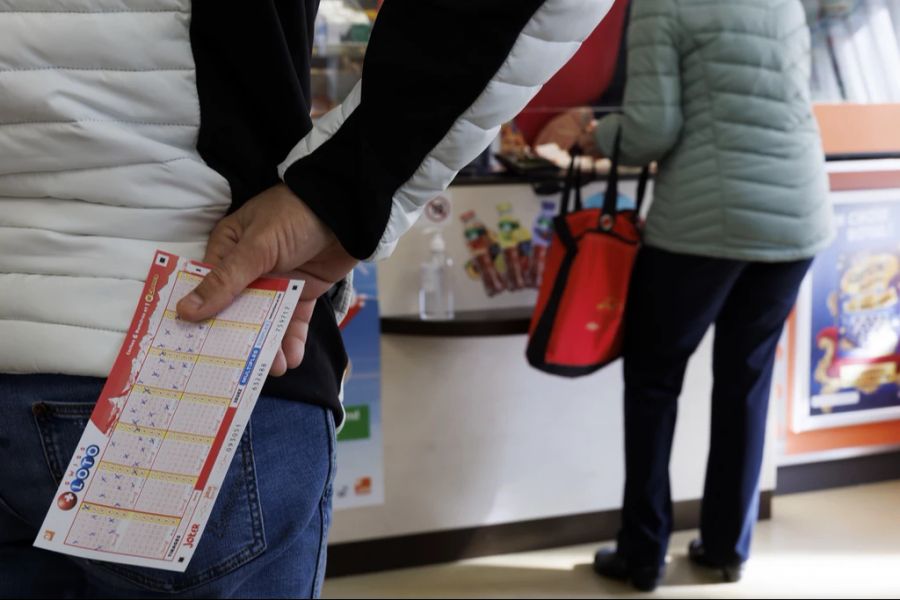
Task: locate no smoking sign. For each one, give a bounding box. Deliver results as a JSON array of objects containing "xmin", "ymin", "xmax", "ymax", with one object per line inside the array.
[{"xmin": 425, "ymin": 194, "xmax": 452, "ymax": 224}]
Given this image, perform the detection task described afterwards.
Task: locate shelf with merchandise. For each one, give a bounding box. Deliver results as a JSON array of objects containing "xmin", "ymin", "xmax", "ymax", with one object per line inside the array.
[
  {"xmin": 806, "ymin": 0, "xmax": 900, "ymax": 104},
  {"xmin": 806, "ymin": 0, "xmax": 900, "ymax": 156}
]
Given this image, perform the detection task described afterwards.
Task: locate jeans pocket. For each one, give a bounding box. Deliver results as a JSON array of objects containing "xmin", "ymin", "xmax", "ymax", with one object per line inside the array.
[
  {"xmin": 0, "ymin": 493, "xmax": 28, "ymax": 524},
  {"xmin": 32, "ymin": 401, "xmax": 97, "ymax": 485},
  {"xmin": 32, "ymin": 401, "xmax": 267, "ymax": 595}
]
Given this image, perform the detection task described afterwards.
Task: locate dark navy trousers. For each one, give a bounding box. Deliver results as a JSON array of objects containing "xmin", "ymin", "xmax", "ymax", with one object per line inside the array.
[{"xmin": 618, "ymin": 245, "xmax": 812, "ymax": 568}]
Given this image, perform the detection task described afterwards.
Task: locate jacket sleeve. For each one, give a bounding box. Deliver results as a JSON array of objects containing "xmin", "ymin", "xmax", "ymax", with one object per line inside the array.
[
  {"xmin": 595, "ymin": 0, "xmax": 683, "ymax": 166},
  {"xmin": 278, "ymin": 0, "xmax": 613, "ymax": 261}
]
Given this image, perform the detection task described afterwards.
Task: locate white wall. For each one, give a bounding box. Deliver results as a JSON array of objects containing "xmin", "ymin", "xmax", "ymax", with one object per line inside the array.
[{"xmin": 329, "ymin": 184, "xmax": 778, "ymax": 543}]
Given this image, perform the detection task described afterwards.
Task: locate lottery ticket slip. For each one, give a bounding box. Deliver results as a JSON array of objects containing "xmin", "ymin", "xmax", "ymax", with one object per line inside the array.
[{"xmin": 34, "ymin": 251, "xmax": 302, "ymax": 572}]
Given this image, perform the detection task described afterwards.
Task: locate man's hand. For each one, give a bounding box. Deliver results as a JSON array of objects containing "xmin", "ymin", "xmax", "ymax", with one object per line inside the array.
[
  {"xmin": 177, "ymin": 184, "xmax": 357, "ymax": 375},
  {"xmin": 535, "ymin": 107, "xmax": 600, "ymax": 155}
]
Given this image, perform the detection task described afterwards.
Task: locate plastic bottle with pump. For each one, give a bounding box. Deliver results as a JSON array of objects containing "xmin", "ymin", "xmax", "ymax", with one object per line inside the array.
[{"xmin": 419, "ymin": 228, "xmax": 455, "ymax": 321}]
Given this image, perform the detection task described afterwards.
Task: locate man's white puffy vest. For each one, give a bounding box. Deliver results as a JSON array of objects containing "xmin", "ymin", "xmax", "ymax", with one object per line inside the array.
[{"xmin": 0, "ymin": 0, "xmax": 230, "ymax": 376}]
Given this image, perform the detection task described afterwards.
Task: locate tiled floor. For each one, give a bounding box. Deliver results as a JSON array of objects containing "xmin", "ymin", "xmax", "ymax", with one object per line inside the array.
[{"xmin": 324, "ymin": 480, "xmax": 900, "ymax": 598}]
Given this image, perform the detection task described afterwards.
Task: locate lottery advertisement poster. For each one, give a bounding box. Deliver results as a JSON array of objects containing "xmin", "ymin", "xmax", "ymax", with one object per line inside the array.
[
  {"xmin": 34, "ymin": 252, "xmax": 300, "ymax": 571},
  {"xmin": 776, "ymin": 189, "xmax": 900, "ymax": 462},
  {"xmin": 797, "ymin": 193, "xmax": 900, "ymax": 431},
  {"xmin": 334, "ymin": 264, "xmax": 385, "ymax": 510}
]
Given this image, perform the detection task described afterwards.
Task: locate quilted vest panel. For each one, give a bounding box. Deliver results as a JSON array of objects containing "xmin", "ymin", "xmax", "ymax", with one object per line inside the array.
[{"xmin": 0, "ymin": 0, "xmax": 230, "ymax": 375}]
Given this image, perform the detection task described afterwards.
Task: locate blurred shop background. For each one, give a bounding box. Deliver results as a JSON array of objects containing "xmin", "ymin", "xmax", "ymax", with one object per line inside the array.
[{"xmin": 316, "ymin": 0, "xmax": 900, "ymax": 596}]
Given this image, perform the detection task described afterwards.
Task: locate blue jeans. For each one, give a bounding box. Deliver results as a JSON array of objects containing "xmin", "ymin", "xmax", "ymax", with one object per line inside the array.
[
  {"xmin": 619, "ymin": 246, "xmax": 813, "ymax": 568},
  {"xmin": 0, "ymin": 374, "xmax": 336, "ymax": 599}
]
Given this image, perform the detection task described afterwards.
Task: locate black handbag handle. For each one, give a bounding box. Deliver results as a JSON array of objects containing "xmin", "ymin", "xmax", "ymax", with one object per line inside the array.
[
  {"xmin": 600, "ymin": 129, "xmax": 622, "ymax": 224},
  {"xmin": 561, "ymin": 131, "xmax": 651, "ymax": 226},
  {"xmin": 598, "ymin": 128, "xmax": 652, "ymax": 231},
  {"xmin": 574, "ymin": 150, "xmax": 584, "ymax": 212},
  {"xmin": 635, "ymin": 164, "xmax": 651, "ymax": 219},
  {"xmin": 558, "ymin": 146, "xmax": 584, "ymax": 216}
]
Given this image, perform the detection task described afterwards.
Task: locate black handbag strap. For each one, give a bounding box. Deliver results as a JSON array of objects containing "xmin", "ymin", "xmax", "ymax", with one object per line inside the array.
[
  {"xmin": 635, "ymin": 165, "xmax": 651, "ymax": 218},
  {"xmin": 599, "ymin": 129, "xmax": 653, "ymax": 231},
  {"xmin": 600, "ymin": 129, "xmax": 622, "ymax": 223},
  {"xmin": 574, "ymin": 152, "xmax": 584, "ymax": 212},
  {"xmin": 560, "ymin": 132, "xmax": 651, "ymax": 227},
  {"xmin": 558, "ymin": 146, "xmax": 584, "ymax": 216}
]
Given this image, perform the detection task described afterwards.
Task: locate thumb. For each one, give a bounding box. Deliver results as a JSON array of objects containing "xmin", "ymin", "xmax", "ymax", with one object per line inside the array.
[{"xmin": 177, "ymin": 242, "xmax": 267, "ymax": 322}]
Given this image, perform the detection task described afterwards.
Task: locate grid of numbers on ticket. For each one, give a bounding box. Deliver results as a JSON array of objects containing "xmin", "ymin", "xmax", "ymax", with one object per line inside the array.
[{"xmin": 64, "ymin": 272, "xmax": 277, "ymax": 559}]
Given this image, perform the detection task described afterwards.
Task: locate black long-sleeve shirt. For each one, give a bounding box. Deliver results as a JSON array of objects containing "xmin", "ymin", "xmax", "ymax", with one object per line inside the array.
[{"xmin": 190, "ymin": 0, "xmax": 612, "ymax": 418}]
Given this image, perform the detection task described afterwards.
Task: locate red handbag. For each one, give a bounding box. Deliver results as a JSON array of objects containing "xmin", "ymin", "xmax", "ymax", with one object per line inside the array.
[{"xmin": 526, "ymin": 139, "xmax": 649, "ymax": 377}]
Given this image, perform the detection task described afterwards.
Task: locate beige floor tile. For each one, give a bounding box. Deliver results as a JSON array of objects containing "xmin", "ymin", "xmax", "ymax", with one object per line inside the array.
[{"xmin": 324, "ymin": 481, "xmax": 900, "ymax": 599}]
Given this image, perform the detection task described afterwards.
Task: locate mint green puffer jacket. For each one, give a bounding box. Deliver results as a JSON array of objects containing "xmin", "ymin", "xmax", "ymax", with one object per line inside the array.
[{"xmin": 596, "ymin": 0, "xmax": 834, "ymax": 262}]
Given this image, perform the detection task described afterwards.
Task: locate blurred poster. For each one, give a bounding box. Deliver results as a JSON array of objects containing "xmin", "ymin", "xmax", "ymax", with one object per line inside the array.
[
  {"xmin": 799, "ymin": 197, "xmax": 900, "ymax": 431},
  {"xmin": 334, "ymin": 265, "xmax": 385, "ymax": 510},
  {"xmin": 775, "ymin": 188, "xmax": 900, "ymax": 462}
]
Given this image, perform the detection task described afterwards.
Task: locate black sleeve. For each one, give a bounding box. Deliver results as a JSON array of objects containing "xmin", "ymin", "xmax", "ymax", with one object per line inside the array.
[
  {"xmin": 190, "ymin": 0, "xmax": 319, "ymax": 206},
  {"xmin": 280, "ymin": 0, "xmax": 614, "ymax": 260}
]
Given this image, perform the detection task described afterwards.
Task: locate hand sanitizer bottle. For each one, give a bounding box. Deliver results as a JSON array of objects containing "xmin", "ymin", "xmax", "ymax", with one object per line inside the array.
[{"xmin": 419, "ymin": 229, "xmax": 454, "ymax": 321}]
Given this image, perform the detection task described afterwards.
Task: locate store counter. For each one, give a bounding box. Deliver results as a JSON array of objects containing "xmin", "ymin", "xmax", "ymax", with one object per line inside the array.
[{"xmin": 325, "ymin": 167, "xmax": 779, "ymax": 576}]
